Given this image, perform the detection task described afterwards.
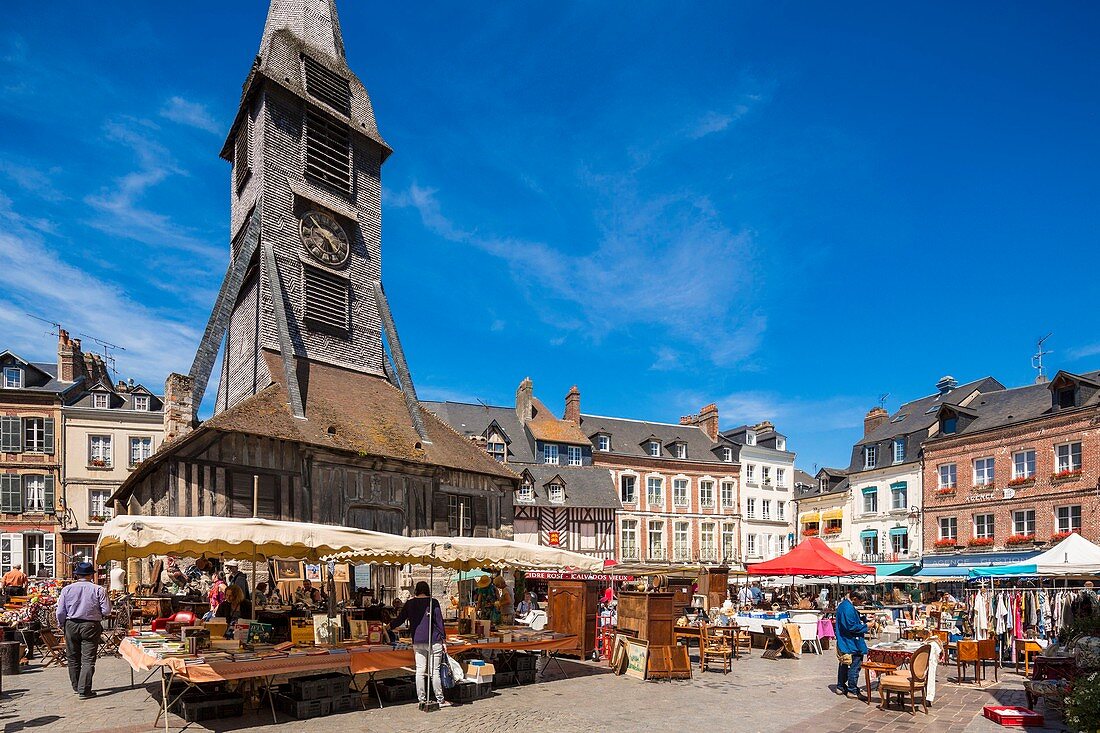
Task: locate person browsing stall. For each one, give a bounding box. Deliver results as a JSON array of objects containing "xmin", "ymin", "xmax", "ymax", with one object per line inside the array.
[
  {"xmin": 56, "ymin": 561, "xmax": 112, "ymax": 698},
  {"xmin": 834, "ymin": 590, "xmax": 870, "ymax": 699},
  {"xmin": 389, "ymin": 581, "xmax": 452, "ymax": 709}
]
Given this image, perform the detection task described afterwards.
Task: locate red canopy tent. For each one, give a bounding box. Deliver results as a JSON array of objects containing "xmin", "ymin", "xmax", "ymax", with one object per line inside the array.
[{"xmin": 746, "ymin": 537, "xmax": 875, "ymax": 577}]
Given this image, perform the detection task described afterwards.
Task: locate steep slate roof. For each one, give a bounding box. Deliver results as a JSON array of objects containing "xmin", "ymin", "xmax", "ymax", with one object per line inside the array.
[
  {"xmin": 519, "ymin": 465, "xmax": 618, "ymax": 509},
  {"xmin": 423, "ymin": 401, "xmax": 536, "ymax": 464},
  {"xmin": 578, "ymin": 413, "xmax": 724, "ymax": 462},
  {"xmin": 934, "ymin": 369, "xmax": 1100, "ymax": 437},
  {"xmin": 526, "ymin": 398, "xmax": 591, "ymax": 444},
  {"xmin": 847, "ymin": 376, "xmax": 1004, "ymax": 472},
  {"xmin": 116, "ymin": 357, "xmax": 516, "ymax": 502}
]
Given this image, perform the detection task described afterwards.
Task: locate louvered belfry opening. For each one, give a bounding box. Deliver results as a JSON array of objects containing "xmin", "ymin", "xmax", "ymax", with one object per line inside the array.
[
  {"xmin": 302, "ymin": 264, "xmax": 350, "ymax": 337},
  {"xmin": 302, "ymin": 54, "xmax": 351, "ymax": 115},
  {"xmin": 304, "ymin": 107, "xmax": 352, "ymax": 194}
]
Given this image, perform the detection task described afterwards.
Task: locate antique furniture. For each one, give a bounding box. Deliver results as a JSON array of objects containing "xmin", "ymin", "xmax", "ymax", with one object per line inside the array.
[
  {"xmin": 547, "ymin": 581, "xmax": 599, "ymax": 659},
  {"xmin": 878, "ymin": 643, "xmax": 932, "ymax": 714}
]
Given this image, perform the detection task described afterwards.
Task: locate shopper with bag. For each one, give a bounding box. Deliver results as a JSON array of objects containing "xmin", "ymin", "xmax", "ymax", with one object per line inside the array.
[{"xmin": 390, "ymin": 581, "xmax": 452, "ymax": 709}]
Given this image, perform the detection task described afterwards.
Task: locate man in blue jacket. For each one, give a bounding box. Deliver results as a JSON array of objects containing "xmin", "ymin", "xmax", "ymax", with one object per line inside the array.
[{"xmin": 834, "ymin": 589, "xmax": 869, "ymax": 698}]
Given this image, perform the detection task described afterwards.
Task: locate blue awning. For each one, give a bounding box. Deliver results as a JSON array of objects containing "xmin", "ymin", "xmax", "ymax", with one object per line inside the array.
[{"xmin": 888, "ymin": 527, "xmax": 908, "ymax": 537}]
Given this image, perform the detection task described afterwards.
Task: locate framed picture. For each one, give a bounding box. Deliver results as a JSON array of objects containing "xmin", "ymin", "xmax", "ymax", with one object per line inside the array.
[
  {"xmin": 624, "ymin": 637, "xmax": 650, "ymax": 680},
  {"xmin": 305, "ymin": 564, "xmax": 322, "ymax": 583},
  {"xmin": 274, "ymin": 560, "xmax": 301, "ymax": 581}
]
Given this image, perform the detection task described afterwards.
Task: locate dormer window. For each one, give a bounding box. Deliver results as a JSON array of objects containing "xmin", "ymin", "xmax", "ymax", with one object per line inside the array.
[
  {"xmin": 133, "ymin": 395, "xmax": 150, "ymax": 412},
  {"xmin": 722, "ymin": 447, "xmax": 733, "ymax": 462},
  {"xmin": 549, "ymin": 483, "xmax": 565, "ymax": 504},
  {"xmin": 864, "ymin": 445, "xmax": 878, "ymax": 469},
  {"xmin": 648, "ymin": 441, "xmax": 661, "ymax": 457},
  {"xmin": 2, "ymin": 367, "xmax": 22, "ymax": 389},
  {"xmin": 746, "ymin": 431, "xmax": 756, "ymax": 446},
  {"xmin": 674, "ymin": 443, "xmax": 687, "ymax": 459},
  {"xmin": 93, "ymin": 393, "xmax": 109, "ymax": 409},
  {"xmin": 597, "ymin": 434, "xmax": 610, "ymax": 452}
]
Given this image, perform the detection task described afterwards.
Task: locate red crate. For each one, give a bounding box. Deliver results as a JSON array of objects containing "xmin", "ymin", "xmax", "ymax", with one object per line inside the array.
[{"xmin": 982, "ymin": 706, "xmax": 1045, "ymax": 727}]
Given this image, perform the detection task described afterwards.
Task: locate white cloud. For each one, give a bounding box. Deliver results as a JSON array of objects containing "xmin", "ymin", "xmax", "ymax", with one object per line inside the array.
[
  {"xmin": 160, "ymin": 96, "xmax": 222, "ymax": 135},
  {"xmin": 0, "ymin": 196, "xmax": 199, "ymax": 387}
]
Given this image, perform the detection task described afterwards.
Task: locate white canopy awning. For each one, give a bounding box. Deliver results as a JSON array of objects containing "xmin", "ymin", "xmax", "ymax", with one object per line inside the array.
[{"xmin": 95, "ymin": 515, "xmax": 606, "ymax": 572}]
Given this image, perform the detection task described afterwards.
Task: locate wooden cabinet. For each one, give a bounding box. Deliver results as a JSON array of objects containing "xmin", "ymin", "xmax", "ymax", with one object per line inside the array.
[
  {"xmin": 547, "ymin": 581, "xmax": 598, "ymax": 658},
  {"xmin": 616, "ymin": 591, "xmax": 675, "ymax": 647}
]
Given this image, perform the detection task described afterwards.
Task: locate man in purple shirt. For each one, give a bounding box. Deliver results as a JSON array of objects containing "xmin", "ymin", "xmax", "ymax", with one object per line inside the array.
[{"xmin": 56, "ymin": 562, "xmax": 111, "ymax": 698}]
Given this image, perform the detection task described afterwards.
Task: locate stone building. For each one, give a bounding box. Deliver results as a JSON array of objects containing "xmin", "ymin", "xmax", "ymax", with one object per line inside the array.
[
  {"xmin": 112, "ymin": 0, "xmax": 519, "ymax": 578},
  {"xmin": 842, "ymin": 376, "xmax": 1003, "ymax": 573},
  {"xmin": 720, "ymin": 421, "xmax": 797, "ymax": 562},
  {"xmin": 574, "ymin": 395, "xmax": 741, "ymax": 566},
  {"xmin": 59, "ymin": 376, "xmax": 163, "ymax": 575},
  {"xmin": 426, "ymin": 379, "xmax": 618, "ymax": 560},
  {"xmin": 922, "ymin": 370, "xmax": 1100, "ymax": 570}
]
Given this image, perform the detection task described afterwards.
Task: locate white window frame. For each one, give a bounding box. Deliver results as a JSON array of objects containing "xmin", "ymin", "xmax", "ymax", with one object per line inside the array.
[
  {"xmin": 133, "ymin": 395, "xmax": 149, "ymax": 411},
  {"xmin": 672, "ymin": 478, "xmax": 689, "ymax": 507},
  {"xmin": 648, "ymin": 441, "xmax": 661, "ymax": 457},
  {"xmin": 548, "ymin": 483, "xmax": 565, "ymax": 504},
  {"xmin": 864, "ymin": 445, "xmax": 878, "ymax": 470},
  {"xmin": 89, "ymin": 434, "xmax": 113, "ymax": 467},
  {"xmin": 974, "ymin": 513, "xmax": 994, "ymax": 539},
  {"xmin": 1056, "ymin": 442, "xmax": 1082, "ymax": 474},
  {"xmin": 1012, "ymin": 509, "xmax": 1035, "ymax": 536},
  {"xmin": 938, "ymin": 463, "xmax": 957, "ymax": 489},
  {"xmin": 1057, "ymin": 505, "xmax": 1082, "ymax": 534},
  {"xmin": 543, "ymin": 444, "xmax": 559, "ymax": 465},
  {"xmin": 2, "ymin": 367, "xmax": 22, "ymax": 389},
  {"xmin": 597, "ymin": 435, "xmax": 610, "ymax": 452},
  {"xmin": 720, "ymin": 480, "xmax": 735, "ymax": 508},
  {"xmin": 973, "ymin": 457, "xmax": 995, "ymax": 486},
  {"xmin": 699, "ymin": 480, "xmax": 715, "ymax": 508},
  {"xmin": 1012, "ymin": 450, "xmax": 1036, "ymax": 480},
  {"xmin": 646, "ymin": 476, "xmax": 663, "ymax": 506},
  {"xmin": 93, "ymin": 393, "xmax": 109, "ymax": 409},
  {"xmin": 567, "ymin": 445, "xmax": 582, "ymax": 466}
]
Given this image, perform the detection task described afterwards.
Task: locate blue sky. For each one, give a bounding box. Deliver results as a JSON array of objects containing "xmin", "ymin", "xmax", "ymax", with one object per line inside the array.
[{"xmin": 1, "ymin": 2, "xmax": 1098, "ymax": 472}]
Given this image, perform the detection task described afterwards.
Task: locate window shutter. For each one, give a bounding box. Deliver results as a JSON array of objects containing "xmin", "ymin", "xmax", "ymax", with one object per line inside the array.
[
  {"xmin": 42, "ymin": 418, "xmax": 55, "ymax": 455},
  {"xmin": 0, "ymin": 475, "xmax": 21, "ymax": 514},
  {"xmin": 43, "ymin": 475, "xmax": 55, "ymax": 514},
  {"xmin": 0, "ymin": 417, "xmax": 20, "ymax": 453}
]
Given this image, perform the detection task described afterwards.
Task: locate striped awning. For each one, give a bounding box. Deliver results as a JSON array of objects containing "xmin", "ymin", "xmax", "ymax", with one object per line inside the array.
[{"xmin": 822, "ymin": 509, "xmax": 844, "ymax": 521}]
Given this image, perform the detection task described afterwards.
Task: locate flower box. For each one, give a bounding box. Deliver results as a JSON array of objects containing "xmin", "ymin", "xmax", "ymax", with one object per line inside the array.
[
  {"xmin": 1007, "ymin": 476, "xmax": 1036, "ymax": 488},
  {"xmin": 967, "ymin": 537, "xmax": 995, "ymax": 548},
  {"xmin": 1006, "ymin": 534, "xmax": 1037, "ymax": 546},
  {"xmin": 933, "ymin": 538, "xmax": 959, "ymax": 551},
  {"xmin": 1051, "ymin": 469, "xmax": 1083, "ymax": 484},
  {"xmin": 1050, "ymin": 530, "xmax": 1079, "ymax": 544}
]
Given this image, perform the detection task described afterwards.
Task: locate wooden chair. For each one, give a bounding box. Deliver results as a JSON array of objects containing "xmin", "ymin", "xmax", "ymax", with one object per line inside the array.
[
  {"xmin": 700, "ymin": 624, "xmax": 733, "ymax": 674},
  {"xmin": 878, "ymin": 643, "xmax": 931, "ymax": 714},
  {"xmin": 956, "ymin": 640, "xmax": 980, "ymax": 684},
  {"xmin": 39, "ymin": 628, "xmax": 67, "ymax": 668},
  {"xmin": 731, "ymin": 625, "xmax": 753, "ymax": 659},
  {"xmin": 976, "ymin": 638, "xmax": 999, "ymax": 683}
]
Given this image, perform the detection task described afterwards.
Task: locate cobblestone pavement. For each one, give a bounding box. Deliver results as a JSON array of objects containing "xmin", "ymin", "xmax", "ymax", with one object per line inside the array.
[{"xmin": 0, "ymin": 648, "xmax": 1070, "ymax": 733}]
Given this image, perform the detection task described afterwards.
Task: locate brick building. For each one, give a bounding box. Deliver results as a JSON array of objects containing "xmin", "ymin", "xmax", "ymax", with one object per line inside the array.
[
  {"xmin": 573, "ymin": 395, "xmax": 742, "ymax": 566},
  {"xmin": 922, "ymin": 369, "xmax": 1100, "ymax": 567}
]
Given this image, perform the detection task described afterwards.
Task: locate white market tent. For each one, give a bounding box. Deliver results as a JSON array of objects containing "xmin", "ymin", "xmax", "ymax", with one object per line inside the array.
[
  {"xmin": 969, "ymin": 533, "xmax": 1100, "ymax": 578},
  {"xmin": 95, "ymin": 514, "xmax": 606, "ymax": 571}
]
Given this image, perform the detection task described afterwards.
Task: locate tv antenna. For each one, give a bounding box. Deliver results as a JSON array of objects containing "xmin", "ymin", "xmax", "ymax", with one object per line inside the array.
[
  {"xmin": 878, "ymin": 393, "xmax": 889, "ymax": 409},
  {"xmin": 1032, "ymin": 333, "xmax": 1053, "ymax": 384}
]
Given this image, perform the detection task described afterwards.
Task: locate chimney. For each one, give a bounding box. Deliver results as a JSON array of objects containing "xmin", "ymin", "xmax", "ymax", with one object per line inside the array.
[
  {"xmin": 164, "ymin": 372, "xmax": 196, "ymax": 443},
  {"xmin": 564, "ymin": 385, "xmax": 581, "ymax": 423},
  {"xmin": 864, "ymin": 407, "xmax": 889, "ymax": 437},
  {"xmin": 681, "ymin": 403, "xmax": 720, "ymax": 441},
  {"xmin": 515, "ymin": 377, "xmax": 534, "ymax": 425},
  {"xmin": 936, "ymin": 375, "xmax": 958, "ymax": 394},
  {"xmin": 57, "ymin": 329, "xmax": 87, "ymax": 383}
]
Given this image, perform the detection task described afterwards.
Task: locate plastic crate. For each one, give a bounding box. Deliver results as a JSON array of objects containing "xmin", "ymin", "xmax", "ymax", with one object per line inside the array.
[
  {"xmin": 330, "ymin": 693, "xmax": 357, "ymax": 714},
  {"xmin": 173, "ymin": 692, "xmax": 245, "ymax": 722},
  {"xmin": 278, "ymin": 695, "xmax": 332, "ymax": 719},
  {"xmin": 493, "ymin": 671, "xmax": 516, "ymax": 688},
  {"xmin": 289, "ymin": 672, "xmax": 351, "ymax": 700},
  {"xmin": 374, "ymin": 676, "xmax": 417, "ymax": 703},
  {"xmin": 516, "ymin": 668, "xmax": 537, "ymax": 685},
  {"xmin": 443, "ymin": 680, "xmax": 491, "ymax": 704}
]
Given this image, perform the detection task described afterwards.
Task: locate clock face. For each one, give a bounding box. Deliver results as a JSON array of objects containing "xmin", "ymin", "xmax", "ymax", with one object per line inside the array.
[{"xmin": 300, "ymin": 211, "xmax": 350, "ymax": 267}]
